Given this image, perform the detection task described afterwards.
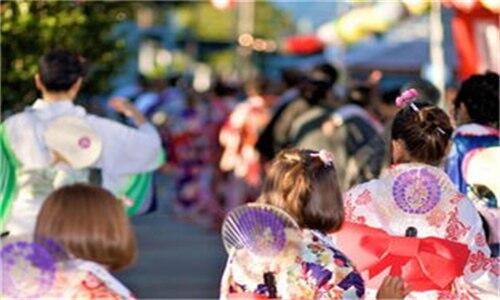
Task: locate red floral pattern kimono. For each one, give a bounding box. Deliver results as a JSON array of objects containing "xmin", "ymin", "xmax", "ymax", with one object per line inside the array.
[
  {"xmin": 219, "ymin": 96, "xmax": 271, "ymax": 211},
  {"xmin": 24, "ymin": 259, "xmax": 135, "ymax": 299},
  {"xmin": 334, "ymin": 163, "xmax": 498, "ymax": 299}
]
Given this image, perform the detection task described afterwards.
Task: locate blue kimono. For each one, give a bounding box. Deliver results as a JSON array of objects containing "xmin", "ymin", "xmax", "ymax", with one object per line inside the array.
[{"xmin": 446, "ymin": 123, "xmax": 499, "ymax": 207}]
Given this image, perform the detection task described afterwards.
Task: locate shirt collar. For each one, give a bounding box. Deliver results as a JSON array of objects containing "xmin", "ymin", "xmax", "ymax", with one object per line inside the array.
[{"xmin": 29, "ymin": 99, "xmax": 86, "ymax": 120}]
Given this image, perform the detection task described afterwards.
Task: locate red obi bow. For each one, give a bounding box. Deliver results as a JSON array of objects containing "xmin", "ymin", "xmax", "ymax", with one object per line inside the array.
[{"xmin": 335, "ymin": 222, "xmax": 470, "ymax": 291}]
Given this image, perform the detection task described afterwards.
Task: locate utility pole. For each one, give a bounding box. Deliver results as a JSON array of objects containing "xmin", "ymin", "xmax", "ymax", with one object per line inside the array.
[
  {"xmin": 237, "ymin": 0, "xmax": 255, "ymax": 81},
  {"xmin": 429, "ymin": 1, "xmax": 446, "ymax": 108}
]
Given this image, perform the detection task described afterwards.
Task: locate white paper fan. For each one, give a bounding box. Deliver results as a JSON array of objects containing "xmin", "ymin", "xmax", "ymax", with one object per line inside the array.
[{"xmin": 221, "ymin": 203, "xmax": 300, "ymax": 257}]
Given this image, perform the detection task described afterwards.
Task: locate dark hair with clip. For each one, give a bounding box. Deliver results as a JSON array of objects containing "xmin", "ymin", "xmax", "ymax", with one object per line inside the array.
[
  {"xmin": 258, "ymin": 149, "xmax": 344, "ymax": 232},
  {"xmin": 392, "ymin": 101, "xmax": 453, "ymax": 166}
]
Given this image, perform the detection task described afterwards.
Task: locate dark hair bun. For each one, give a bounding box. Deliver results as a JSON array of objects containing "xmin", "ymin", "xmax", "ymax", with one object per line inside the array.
[{"xmin": 392, "ymin": 102, "xmax": 453, "ymax": 165}]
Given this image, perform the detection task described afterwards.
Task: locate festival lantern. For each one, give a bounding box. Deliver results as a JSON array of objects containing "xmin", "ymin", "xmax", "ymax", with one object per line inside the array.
[
  {"xmin": 443, "ymin": 0, "xmax": 500, "ymax": 79},
  {"xmin": 211, "ymin": 0, "xmax": 235, "ymax": 11},
  {"xmin": 316, "ymin": 1, "xmax": 423, "ymax": 47},
  {"xmin": 283, "ymin": 34, "xmax": 324, "ymax": 55}
]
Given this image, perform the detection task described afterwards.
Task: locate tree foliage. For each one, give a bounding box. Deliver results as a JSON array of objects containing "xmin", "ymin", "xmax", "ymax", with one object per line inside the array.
[
  {"xmin": 1, "ymin": 0, "xmax": 134, "ymax": 114},
  {"xmin": 175, "ymin": 1, "xmax": 293, "ymax": 42}
]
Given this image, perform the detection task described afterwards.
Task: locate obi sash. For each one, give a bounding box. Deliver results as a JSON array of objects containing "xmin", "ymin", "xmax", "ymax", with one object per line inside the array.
[{"xmin": 335, "ymin": 222, "xmax": 470, "ymax": 291}]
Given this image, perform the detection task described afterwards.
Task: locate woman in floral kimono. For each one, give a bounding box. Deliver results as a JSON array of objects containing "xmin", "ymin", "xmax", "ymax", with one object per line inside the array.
[
  {"xmin": 221, "ymin": 149, "xmax": 407, "ymax": 299},
  {"xmin": 335, "ymin": 90, "xmax": 498, "ymax": 299},
  {"xmin": 446, "ymin": 71, "xmax": 499, "ymax": 202}
]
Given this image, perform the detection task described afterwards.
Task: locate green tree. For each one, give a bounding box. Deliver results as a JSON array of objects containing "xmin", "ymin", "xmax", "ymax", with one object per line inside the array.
[
  {"xmin": 1, "ymin": 0, "xmax": 134, "ymax": 114},
  {"xmin": 176, "ymin": 1, "xmax": 293, "ymax": 42}
]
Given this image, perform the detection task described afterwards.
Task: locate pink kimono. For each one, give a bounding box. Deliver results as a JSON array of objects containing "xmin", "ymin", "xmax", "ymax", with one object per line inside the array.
[{"xmin": 334, "ymin": 163, "xmax": 498, "ymax": 299}]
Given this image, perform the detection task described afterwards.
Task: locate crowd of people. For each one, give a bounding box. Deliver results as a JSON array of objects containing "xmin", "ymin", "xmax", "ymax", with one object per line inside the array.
[{"xmin": 0, "ymin": 49, "xmax": 499, "ymax": 299}]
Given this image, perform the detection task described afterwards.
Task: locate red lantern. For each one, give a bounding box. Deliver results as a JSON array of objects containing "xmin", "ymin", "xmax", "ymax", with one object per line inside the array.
[{"xmin": 284, "ymin": 35, "xmax": 324, "ymax": 55}]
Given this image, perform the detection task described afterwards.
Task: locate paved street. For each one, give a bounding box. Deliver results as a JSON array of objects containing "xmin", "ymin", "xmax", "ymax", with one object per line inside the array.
[
  {"xmin": 115, "ymin": 176, "xmax": 227, "ymax": 299},
  {"xmin": 115, "ymin": 212, "xmax": 227, "ymax": 299}
]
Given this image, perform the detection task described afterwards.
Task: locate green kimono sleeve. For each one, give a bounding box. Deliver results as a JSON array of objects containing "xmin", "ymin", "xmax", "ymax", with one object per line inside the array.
[
  {"xmin": 118, "ymin": 150, "xmax": 166, "ymax": 216},
  {"xmin": 0, "ymin": 124, "xmax": 19, "ymax": 231}
]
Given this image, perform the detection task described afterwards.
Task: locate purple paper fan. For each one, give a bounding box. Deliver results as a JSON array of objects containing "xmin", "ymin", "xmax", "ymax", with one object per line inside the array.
[
  {"xmin": 0, "ymin": 240, "xmax": 58, "ymax": 298},
  {"xmin": 222, "ymin": 204, "xmax": 299, "ymax": 257},
  {"xmin": 392, "ymin": 168, "xmax": 442, "ymax": 214}
]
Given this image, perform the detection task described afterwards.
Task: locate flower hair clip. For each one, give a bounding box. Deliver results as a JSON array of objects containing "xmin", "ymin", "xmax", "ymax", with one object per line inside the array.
[
  {"xmin": 395, "ymin": 88, "xmax": 419, "ymax": 112},
  {"xmin": 310, "ymin": 149, "xmax": 335, "ymax": 167},
  {"xmin": 396, "ymin": 88, "xmax": 447, "ymax": 135}
]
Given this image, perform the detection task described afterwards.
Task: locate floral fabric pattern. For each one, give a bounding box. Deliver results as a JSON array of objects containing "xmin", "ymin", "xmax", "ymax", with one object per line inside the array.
[
  {"xmin": 337, "ymin": 163, "xmax": 498, "ymax": 299},
  {"xmin": 44, "ymin": 264, "xmax": 135, "ymax": 299},
  {"xmin": 445, "ymin": 207, "xmax": 471, "ymax": 241},
  {"xmin": 220, "ymin": 229, "xmax": 364, "ymax": 300}
]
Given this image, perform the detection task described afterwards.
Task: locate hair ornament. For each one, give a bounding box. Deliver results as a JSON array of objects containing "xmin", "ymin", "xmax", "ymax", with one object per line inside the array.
[
  {"xmin": 436, "ymin": 127, "xmax": 446, "ymax": 135},
  {"xmin": 396, "ymin": 88, "xmax": 447, "ymax": 135},
  {"xmin": 310, "ymin": 149, "xmax": 335, "ymax": 167},
  {"xmin": 395, "ymin": 88, "xmax": 419, "ymax": 112}
]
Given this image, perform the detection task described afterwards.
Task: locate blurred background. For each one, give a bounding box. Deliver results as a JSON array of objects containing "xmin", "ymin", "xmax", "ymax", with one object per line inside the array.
[{"xmin": 1, "ymin": 0, "xmax": 499, "ymax": 298}]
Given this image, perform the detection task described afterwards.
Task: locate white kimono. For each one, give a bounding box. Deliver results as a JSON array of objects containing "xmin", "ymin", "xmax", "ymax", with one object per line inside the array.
[
  {"xmin": 1, "ymin": 99, "xmax": 162, "ymax": 237},
  {"xmin": 335, "ymin": 163, "xmax": 499, "ymax": 299}
]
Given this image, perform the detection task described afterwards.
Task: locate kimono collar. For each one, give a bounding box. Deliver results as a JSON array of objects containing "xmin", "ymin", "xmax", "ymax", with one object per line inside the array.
[
  {"xmin": 29, "ymin": 99, "xmax": 87, "ymax": 121},
  {"xmin": 381, "ymin": 162, "xmax": 444, "ymax": 178},
  {"xmin": 455, "ymin": 123, "xmax": 500, "ymax": 137}
]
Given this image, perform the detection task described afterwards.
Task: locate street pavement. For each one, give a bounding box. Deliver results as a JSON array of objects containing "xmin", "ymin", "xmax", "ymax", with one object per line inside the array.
[{"xmin": 115, "ymin": 176, "xmax": 227, "ymax": 299}]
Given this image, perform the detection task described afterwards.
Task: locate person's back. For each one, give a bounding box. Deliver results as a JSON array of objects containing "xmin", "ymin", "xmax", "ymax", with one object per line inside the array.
[
  {"xmin": 0, "ymin": 50, "xmax": 163, "ymax": 237},
  {"xmin": 335, "ymin": 91, "xmax": 497, "ymax": 299},
  {"xmin": 291, "ymin": 85, "xmax": 385, "ymax": 190},
  {"xmin": 256, "ymin": 64, "xmax": 337, "ymax": 162},
  {"xmin": 446, "ymin": 71, "xmax": 500, "ymax": 197}
]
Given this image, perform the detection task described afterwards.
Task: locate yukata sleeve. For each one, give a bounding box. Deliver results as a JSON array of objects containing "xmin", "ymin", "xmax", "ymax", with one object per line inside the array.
[
  {"xmin": 0, "ymin": 124, "xmax": 19, "ymax": 231},
  {"xmin": 219, "ymin": 257, "xmax": 232, "ymax": 300},
  {"xmin": 445, "ymin": 139, "xmax": 467, "ymax": 194},
  {"xmin": 90, "ymin": 116, "xmax": 164, "ymax": 175},
  {"xmin": 455, "ymin": 198, "xmax": 498, "ymax": 297},
  {"xmin": 342, "ymin": 183, "xmax": 377, "ymax": 226}
]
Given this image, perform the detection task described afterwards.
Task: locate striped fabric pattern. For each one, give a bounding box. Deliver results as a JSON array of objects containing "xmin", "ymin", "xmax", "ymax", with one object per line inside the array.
[{"xmin": 0, "ymin": 124, "xmax": 19, "ymax": 230}]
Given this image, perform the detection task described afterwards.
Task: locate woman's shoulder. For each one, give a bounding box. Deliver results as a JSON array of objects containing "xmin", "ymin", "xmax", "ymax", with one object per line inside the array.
[
  {"xmin": 73, "ymin": 271, "xmax": 135, "ymax": 299},
  {"xmin": 48, "ymin": 261, "xmax": 135, "ymax": 299}
]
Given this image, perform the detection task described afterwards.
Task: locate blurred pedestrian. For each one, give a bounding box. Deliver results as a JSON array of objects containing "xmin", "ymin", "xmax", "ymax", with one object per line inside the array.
[
  {"xmin": 256, "ymin": 64, "xmax": 337, "ymax": 162},
  {"xmin": 292, "ymin": 72, "xmax": 385, "ymax": 190},
  {"xmin": 219, "ymin": 78, "xmax": 273, "ymax": 212},
  {"xmin": 446, "ymin": 71, "xmax": 499, "ymax": 198},
  {"xmin": 0, "ymin": 49, "xmax": 163, "ymax": 237}
]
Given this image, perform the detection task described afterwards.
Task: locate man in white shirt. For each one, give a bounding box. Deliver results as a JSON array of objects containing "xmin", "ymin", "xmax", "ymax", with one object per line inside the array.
[{"xmin": 1, "ymin": 49, "xmax": 163, "ymax": 237}]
